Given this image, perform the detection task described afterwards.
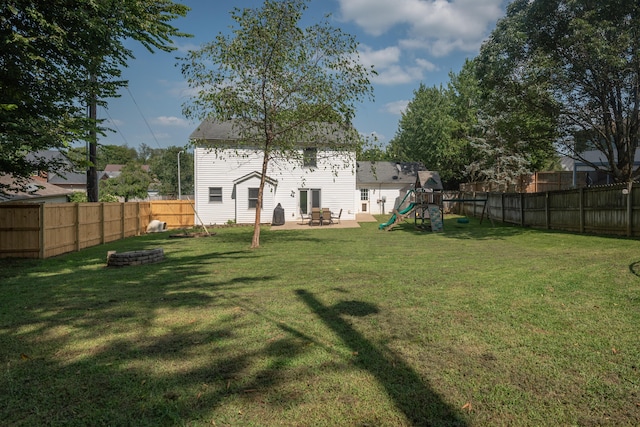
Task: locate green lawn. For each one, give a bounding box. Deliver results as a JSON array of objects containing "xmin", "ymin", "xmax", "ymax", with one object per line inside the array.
[{"xmin": 1, "ymin": 217, "xmax": 639, "ymax": 426}]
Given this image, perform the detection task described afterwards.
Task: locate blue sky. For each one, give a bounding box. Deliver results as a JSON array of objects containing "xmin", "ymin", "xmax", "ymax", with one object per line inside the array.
[{"xmin": 98, "ymin": 0, "xmax": 508, "ymax": 151}]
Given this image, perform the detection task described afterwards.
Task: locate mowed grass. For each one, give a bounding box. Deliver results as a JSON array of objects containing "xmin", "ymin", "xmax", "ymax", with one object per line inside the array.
[{"xmin": 1, "ymin": 216, "xmax": 639, "ymax": 426}]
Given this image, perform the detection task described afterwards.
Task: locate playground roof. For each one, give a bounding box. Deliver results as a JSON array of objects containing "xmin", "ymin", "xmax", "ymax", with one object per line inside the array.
[
  {"xmin": 415, "ymin": 171, "xmax": 444, "ymax": 191},
  {"xmin": 356, "ymin": 161, "xmax": 426, "ymax": 185}
]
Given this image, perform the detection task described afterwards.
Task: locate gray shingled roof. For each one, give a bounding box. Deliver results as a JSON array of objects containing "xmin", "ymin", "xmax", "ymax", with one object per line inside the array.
[
  {"xmin": 356, "ymin": 161, "xmax": 426, "ymax": 185},
  {"xmin": 189, "ymin": 118, "xmax": 353, "ymax": 146}
]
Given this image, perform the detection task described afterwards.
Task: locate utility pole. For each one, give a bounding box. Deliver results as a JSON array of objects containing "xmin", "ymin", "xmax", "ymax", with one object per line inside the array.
[{"xmin": 87, "ymin": 73, "xmax": 98, "ymax": 202}]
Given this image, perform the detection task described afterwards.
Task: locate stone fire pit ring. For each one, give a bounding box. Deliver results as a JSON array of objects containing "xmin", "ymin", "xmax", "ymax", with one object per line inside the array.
[{"xmin": 107, "ymin": 248, "xmax": 164, "ymax": 267}]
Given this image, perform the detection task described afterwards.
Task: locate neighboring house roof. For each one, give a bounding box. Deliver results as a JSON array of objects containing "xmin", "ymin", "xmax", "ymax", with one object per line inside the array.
[
  {"xmin": 356, "ymin": 161, "xmax": 426, "ymax": 185},
  {"xmin": 104, "ymin": 164, "xmax": 123, "ymax": 172},
  {"xmin": 47, "ymin": 171, "xmax": 111, "ymax": 188},
  {"xmin": 25, "ymin": 150, "xmax": 71, "ymax": 167},
  {"xmin": 190, "ymin": 119, "xmax": 355, "ymax": 146},
  {"xmin": 48, "ymin": 171, "xmax": 91, "ymax": 185},
  {"xmin": 0, "ymin": 174, "xmax": 73, "ymax": 203}
]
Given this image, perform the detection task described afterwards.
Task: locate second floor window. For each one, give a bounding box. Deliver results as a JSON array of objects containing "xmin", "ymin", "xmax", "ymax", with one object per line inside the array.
[{"xmin": 303, "ymin": 147, "xmax": 317, "ymax": 167}]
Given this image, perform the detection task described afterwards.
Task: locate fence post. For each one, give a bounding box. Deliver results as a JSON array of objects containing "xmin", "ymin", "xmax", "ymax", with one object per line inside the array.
[
  {"xmin": 136, "ymin": 202, "xmax": 141, "ymax": 236},
  {"xmin": 39, "ymin": 203, "xmax": 45, "ymax": 259},
  {"xmin": 75, "ymin": 203, "xmax": 80, "ymax": 252},
  {"xmin": 101, "ymin": 203, "xmax": 105, "ymax": 244},
  {"xmin": 579, "ymin": 188, "xmax": 585, "ymax": 233},
  {"xmin": 520, "ymin": 193, "xmax": 525, "ymax": 226},
  {"xmin": 121, "ymin": 203, "xmax": 126, "ymax": 239},
  {"xmin": 545, "ymin": 192, "xmax": 550, "ymax": 230},
  {"xmin": 627, "ymin": 181, "xmax": 633, "ymax": 237}
]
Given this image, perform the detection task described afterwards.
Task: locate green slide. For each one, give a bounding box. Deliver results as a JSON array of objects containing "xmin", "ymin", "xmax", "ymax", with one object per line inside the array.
[{"xmin": 378, "ymin": 202, "xmax": 416, "ymax": 230}]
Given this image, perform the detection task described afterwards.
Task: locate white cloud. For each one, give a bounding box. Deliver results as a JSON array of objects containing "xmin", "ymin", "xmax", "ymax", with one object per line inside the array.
[
  {"xmin": 361, "ymin": 131, "xmax": 387, "ymax": 144},
  {"xmin": 359, "ymin": 45, "xmax": 439, "ymax": 85},
  {"xmin": 104, "ymin": 118, "xmax": 124, "ymax": 127},
  {"xmin": 384, "ymin": 100, "xmax": 410, "ymax": 115},
  {"xmin": 359, "ymin": 45, "xmax": 401, "ymax": 69},
  {"xmin": 153, "ymin": 116, "xmax": 190, "ymax": 128},
  {"xmin": 174, "ymin": 41, "xmax": 201, "ymax": 54},
  {"xmin": 338, "ymin": 0, "xmax": 504, "ymax": 57}
]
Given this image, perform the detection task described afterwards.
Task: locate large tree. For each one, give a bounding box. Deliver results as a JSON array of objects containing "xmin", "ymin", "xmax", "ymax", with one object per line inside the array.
[
  {"xmin": 181, "ymin": 0, "xmax": 375, "ymax": 248},
  {"xmin": 0, "ymin": 0, "xmax": 189, "ymax": 190},
  {"xmin": 477, "ymin": 0, "xmax": 640, "ymax": 183},
  {"xmin": 388, "ymin": 61, "xmax": 480, "ymax": 188}
]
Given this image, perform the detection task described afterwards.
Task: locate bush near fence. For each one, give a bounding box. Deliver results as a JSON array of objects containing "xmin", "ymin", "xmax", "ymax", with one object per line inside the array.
[
  {"xmin": 0, "ymin": 200, "xmax": 194, "ymax": 259},
  {"xmin": 450, "ymin": 183, "xmax": 640, "ymax": 238}
]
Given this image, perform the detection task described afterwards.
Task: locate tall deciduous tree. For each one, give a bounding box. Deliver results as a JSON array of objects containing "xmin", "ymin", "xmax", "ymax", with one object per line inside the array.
[
  {"xmin": 181, "ymin": 0, "xmax": 375, "ymax": 248},
  {"xmin": 388, "ymin": 84, "xmax": 459, "ymax": 186},
  {"xmin": 477, "ymin": 0, "xmax": 640, "ymax": 183},
  {"xmin": 387, "ymin": 60, "xmax": 483, "ymax": 188},
  {"xmin": 0, "ymin": 1, "xmax": 189, "ymax": 188}
]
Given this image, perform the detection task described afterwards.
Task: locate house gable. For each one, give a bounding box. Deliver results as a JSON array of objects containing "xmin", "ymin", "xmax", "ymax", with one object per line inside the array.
[{"xmin": 233, "ymin": 171, "xmax": 278, "ymax": 187}]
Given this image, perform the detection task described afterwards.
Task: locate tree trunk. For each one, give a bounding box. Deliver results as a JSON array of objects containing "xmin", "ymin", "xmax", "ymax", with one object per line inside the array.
[{"xmin": 251, "ymin": 146, "xmax": 270, "ymax": 249}]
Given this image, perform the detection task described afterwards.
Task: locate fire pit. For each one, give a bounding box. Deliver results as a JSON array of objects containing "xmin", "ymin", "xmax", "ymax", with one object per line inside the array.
[{"xmin": 107, "ymin": 248, "xmax": 164, "ymax": 267}]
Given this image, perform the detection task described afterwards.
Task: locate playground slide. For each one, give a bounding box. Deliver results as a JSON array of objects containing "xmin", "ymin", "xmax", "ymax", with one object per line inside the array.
[
  {"xmin": 378, "ymin": 202, "xmax": 416, "ymax": 230},
  {"xmin": 378, "ymin": 213, "xmax": 397, "ymax": 230}
]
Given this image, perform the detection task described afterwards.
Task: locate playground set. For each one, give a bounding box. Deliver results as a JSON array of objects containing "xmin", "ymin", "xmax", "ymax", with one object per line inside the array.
[
  {"xmin": 378, "ymin": 171, "xmax": 445, "ymax": 231},
  {"xmin": 378, "ymin": 170, "xmax": 491, "ymax": 231}
]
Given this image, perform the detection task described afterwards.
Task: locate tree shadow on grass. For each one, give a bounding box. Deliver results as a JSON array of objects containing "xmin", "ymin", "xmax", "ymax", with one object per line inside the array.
[{"xmin": 295, "ymin": 289, "xmax": 466, "ymax": 426}]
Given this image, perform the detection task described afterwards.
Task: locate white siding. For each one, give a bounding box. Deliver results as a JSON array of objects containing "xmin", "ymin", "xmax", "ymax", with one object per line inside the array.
[
  {"xmin": 355, "ymin": 185, "xmax": 410, "ymax": 215},
  {"xmin": 194, "ymin": 147, "xmax": 356, "ymax": 224}
]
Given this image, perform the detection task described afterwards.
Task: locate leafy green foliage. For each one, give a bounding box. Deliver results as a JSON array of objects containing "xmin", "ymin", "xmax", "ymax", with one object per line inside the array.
[
  {"xmin": 477, "ymin": 0, "xmax": 640, "ymax": 182},
  {"xmin": 101, "ymin": 163, "xmax": 151, "ymax": 202},
  {"xmin": 67, "ymin": 144, "xmax": 139, "ymax": 171},
  {"xmin": 0, "ymin": 0, "xmax": 189, "ymax": 184},
  {"xmin": 180, "ymin": 0, "xmax": 375, "ymax": 247},
  {"xmin": 67, "ymin": 191, "xmax": 118, "ymax": 203},
  {"xmin": 387, "ymin": 63, "xmax": 477, "ymax": 188},
  {"xmin": 149, "ymin": 146, "xmax": 193, "ymax": 197}
]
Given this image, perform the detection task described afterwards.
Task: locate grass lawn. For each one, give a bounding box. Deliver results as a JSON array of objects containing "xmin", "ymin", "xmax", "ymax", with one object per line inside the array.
[{"xmin": 1, "ymin": 216, "xmax": 639, "ymax": 426}]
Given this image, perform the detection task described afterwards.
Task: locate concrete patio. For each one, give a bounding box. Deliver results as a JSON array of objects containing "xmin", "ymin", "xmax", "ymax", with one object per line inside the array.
[{"xmin": 270, "ymin": 213, "xmax": 377, "ymax": 230}]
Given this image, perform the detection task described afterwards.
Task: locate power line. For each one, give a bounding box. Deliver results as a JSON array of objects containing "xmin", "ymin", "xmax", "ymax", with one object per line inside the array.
[
  {"xmin": 100, "ymin": 106, "xmax": 130, "ymax": 146},
  {"xmin": 125, "ymin": 86, "xmax": 163, "ymax": 150}
]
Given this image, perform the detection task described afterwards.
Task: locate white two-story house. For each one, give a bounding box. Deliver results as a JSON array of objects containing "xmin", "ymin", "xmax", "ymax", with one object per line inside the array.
[{"xmin": 191, "ymin": 119, "xmax": 357, "ymax": 225}]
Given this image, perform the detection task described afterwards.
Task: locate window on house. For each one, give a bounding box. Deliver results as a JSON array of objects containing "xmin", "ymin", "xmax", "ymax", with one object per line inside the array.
[
  {"xmin": 248, "ymin": 187, "xmax": 260, "ymax": 209},
  {"xmin": 209, "ymin": 187, "xmax": 222, "ymax": 202},
  {"xmin": 360, "ymin": 188, "xmax": 369, "ymax": 201},
  {"xmin": 303, "ymin": 147, "xmax": 317, "ymax": 167}
]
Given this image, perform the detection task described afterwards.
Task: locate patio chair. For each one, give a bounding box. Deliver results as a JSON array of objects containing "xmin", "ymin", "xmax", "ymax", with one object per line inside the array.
[
  {"xmin": 300, "ymin": 209, "xmax": 311, "ymax": 225},
  {"xmin": 331, "ymin": 208, "xmax": 342, "ymax": 224},
  {"xmin": 310, "ymin": 208, "xmax": 322, "ymax": 226},
  {"xmin": 322, "ymin": 208, "xmax": 333, "ymax": 225}
]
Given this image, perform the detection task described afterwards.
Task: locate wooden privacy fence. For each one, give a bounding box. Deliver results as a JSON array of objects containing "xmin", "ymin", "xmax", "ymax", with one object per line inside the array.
[
  {"xmin": 451, "ymin": 183, "xmax": 640, "ymax": 237},
  {"xmin": 0, "ymin": 200, "xmax": 194, "ymax": 259},
  {"xmin": 461, "ymin": 171, "xmax": 588, "ymax": 193}
]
